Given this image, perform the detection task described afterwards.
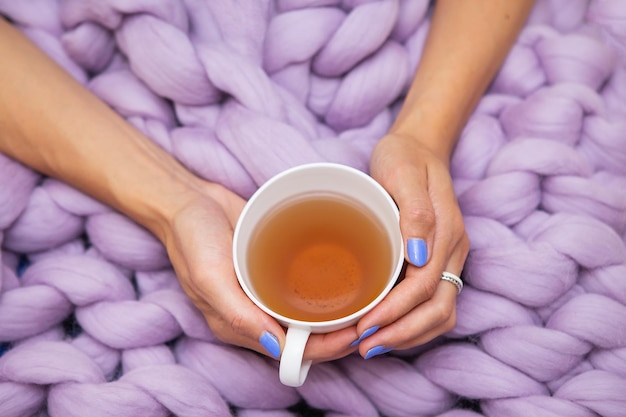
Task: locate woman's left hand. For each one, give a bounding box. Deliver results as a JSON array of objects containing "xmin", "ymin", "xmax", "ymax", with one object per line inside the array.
[{"xmin": 353, "ymin": 132, "xmax": 470, "ymax": 358}]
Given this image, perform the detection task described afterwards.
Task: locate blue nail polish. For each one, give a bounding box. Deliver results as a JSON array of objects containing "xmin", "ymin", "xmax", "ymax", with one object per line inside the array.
[
  {"xmin": 350, "ymin": 325, "xmax": 380, "ymax": 347},
  {"xmin": 365, "ymin": 345, "xmax": 393, "ymax": 360},
  {"xmin": 260, "ymin": 332, "xmax": 281, "ymax": 358},
  {"xmin": 408, "ymin": 238, "xmax": 428, "ymax": 267}
]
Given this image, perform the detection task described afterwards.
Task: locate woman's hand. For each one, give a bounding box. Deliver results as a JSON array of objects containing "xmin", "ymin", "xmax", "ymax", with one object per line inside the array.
[
  {"xmin": 346, "ymin": 0, "xmax": 535, "ymax": 359},
  {"xmin": 158, "ymin": 183, "xmax": 285, "ymax": 357},
  {"xmin": 352, "ymin": 132, "xmax": 469, "ymax": 358}
]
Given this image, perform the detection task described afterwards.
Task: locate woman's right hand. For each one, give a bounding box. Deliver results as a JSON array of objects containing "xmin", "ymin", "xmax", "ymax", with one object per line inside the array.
[{"xmin": 160, "ymin": 182, "xmax": 288, "ymax": 357}]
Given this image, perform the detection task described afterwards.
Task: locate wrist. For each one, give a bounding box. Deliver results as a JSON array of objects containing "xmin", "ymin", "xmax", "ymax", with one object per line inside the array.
[
  {"xmin": 99, "ymin": 132, "xmax": 211, "ymax": 243},
  {"xmin": 116, "ymin": 172, "xmax": 203, "ymax": 244},
  {"xmin": 388, "ymin": 99, "xmax": 462, "ymax": 163}
]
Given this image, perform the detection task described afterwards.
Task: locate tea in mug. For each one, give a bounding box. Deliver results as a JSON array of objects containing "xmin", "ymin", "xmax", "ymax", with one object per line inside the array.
[{"xmin": 247, "ymin": 194, "xmax": 393, "ymax": 322}]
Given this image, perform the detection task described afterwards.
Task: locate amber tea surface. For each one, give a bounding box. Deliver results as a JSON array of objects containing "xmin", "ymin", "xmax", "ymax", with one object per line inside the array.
[{"xmin": 247, "ymin": 194, "xmax": 393, "ymax": 322}]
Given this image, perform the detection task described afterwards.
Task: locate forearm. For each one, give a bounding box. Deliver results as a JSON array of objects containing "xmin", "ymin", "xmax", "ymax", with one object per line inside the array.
[
  {"xmin": 0, "ymin": 19, "xmax": 202, "ymax": 241},
  {"xmin": 392, "ymin": 0, "xmax": 535, "ymax": 160}
]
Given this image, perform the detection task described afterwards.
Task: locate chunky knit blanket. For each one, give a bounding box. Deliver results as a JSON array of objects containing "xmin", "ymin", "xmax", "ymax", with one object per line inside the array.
[{"xmin": 1, "ymin": 0, "xmax": 625, "ymax": 416}]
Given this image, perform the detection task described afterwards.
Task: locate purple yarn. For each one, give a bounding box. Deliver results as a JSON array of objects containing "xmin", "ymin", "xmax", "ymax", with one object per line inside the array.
[
  {"xmin": 1, "ymin": 0, "xmax": 626, "ymax": 415},
  {"xmin": 175, "ymin": 337, "xmax": 300, "ymax": 409},
  {"xmin": 297, "ymin": 361, "xmax": 379, "ymax": 417},
  {"xmin": 481, "ymin": 395, "xmax": 599, "ymax": 417},
  {"xmin": 339, "ymin": 355, "xmax": 455, "ymax": 416},
  {"xmin": 0, "ymin": 154, "xmax": 40, "ymax": 230},
  {"xmin": 85, "ymin": 212, "xmax": 170, "ymax": 271},
  {"xmin": 415, "ymin": 343, "xmax": 549, "ymax": 399},
  {"xmin": 480, "ymin": 325, "xmax": 592, "ymax": 381},
  {"xmin": 554, "ymin": 370, "xmax": 626, "ymax": 416}
]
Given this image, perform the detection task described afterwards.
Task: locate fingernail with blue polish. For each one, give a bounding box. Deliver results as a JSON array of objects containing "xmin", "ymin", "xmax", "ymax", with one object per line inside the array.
[
  {"xmin": 260, "ymin": 331, "xmax": 281, "ymax": 359},
  {"xmin": 365, "ymin": 345, "xmax": 393, "ymax": 360},
  {"xmin": 350, "ymin": 325, "xmax": 379, "ymax": 347},
  {"xmin": 408, "ymin": 238, "xmax": 428, "ymax": 267}
]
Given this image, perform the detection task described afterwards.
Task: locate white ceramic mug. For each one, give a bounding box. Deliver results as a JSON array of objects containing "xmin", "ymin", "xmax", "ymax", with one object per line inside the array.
[{"xmin": 233, "ymin": 162, "xmax": 404, "ymax": 387}]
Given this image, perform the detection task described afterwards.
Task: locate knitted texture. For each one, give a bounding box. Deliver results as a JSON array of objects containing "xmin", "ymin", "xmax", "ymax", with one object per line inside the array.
[{"xmin": 1, "ymin": 0, "xmax": 625, "ymax": 416}]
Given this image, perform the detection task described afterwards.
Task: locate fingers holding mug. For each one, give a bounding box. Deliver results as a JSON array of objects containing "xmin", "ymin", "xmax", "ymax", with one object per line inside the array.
[
  {"xmin": 354, "ymin": 236, "xmax": 468, "ymax": 358},
  {"xmin": 353, "ymin": 270, "xmax": 460, "ymax": 358},
  {"xmin": 233, "ymin": 163, "xmax": 404, "ymax": 386}
]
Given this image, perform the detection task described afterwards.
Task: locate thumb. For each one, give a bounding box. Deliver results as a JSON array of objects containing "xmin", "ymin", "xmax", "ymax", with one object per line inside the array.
[
  {"xmin": 390, "ymin": 171, "xmax": 436, "ymax": 268},
  {"xmin": 189, "ymin": 261, "xmax": 287, "ymax": 360}
]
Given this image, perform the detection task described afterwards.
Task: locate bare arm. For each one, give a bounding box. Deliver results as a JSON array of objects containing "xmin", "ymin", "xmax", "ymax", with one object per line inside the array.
[
  {"xmin": 393, "ymin": 0, "xmax": 536, "ymax": 160},
  {"xmin": 0, "ymin": 18, "xmax": 294, "ymax": 360},
  {"xmin": 0, "ymin": 18, "xmax": 204, "ymax": 240}
]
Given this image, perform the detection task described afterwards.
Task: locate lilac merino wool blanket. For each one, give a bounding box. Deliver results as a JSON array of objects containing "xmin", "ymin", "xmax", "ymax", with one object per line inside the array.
[{"xmin": 1, "ymin": 0, "xmax": 626, "ymax": 416}]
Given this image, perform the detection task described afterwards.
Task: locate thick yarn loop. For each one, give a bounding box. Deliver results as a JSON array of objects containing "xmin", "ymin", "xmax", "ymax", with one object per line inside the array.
[
  {"xmin": 72, "ymin": 334, "xmax": 121, "ymax": 379},
  {"xmin": 553, "ymin": 370, "xmax": 626, "ymax": 417},
  {"xmin": 48, "ymin": 365, "xmax": 233, "ymax": 417},
  {"xmin": 449, "ymin": 287, "xmax": 541, "ymax": 338},
  {"xmin": 589, "ymin": 347, "xmax": 626, "ymax": 378},
  {"xmin": 175, "ymin": 337, "xmax": 300, "ymax": 410},
  {"xmin": 579, "ymin": 265, "xmax": 626, "ymax": 305},
  {"xmin": 3, "ymin": 186, "xmax": 85, "ymax": 253},
  {"xmin": 0, "ymin": 341, "xmax": 106, "ymax": 384},
  {"xmin": 0, "ymin": 382, "xmax": 46, "ymax": 417},
  {"xmin": 311, "ymin": 0, "xmax": 399, "ymax": 77},
  {"xmin": 0, "ymin": 154, "xmax": 40, "ymax": 230},
  {"xmin": 297, "ymin": 362, "xmax": 379, "ymax": 417},
  {"xmin": 62, "ymin": 21, "xmax": 116, "ymax": 72},
  {"xmin": 1, "ymin": 0, "xmax": 626, "ymax": 415},
  {"xmin": 0, "ymin": 286, "xmax": 73, "ymax": 341},
  {"xmin": 546, "ymin": 293, "xmax": 626, "ymax": 348},
  {"xmin": 85, "ymin": 212, "xmax": 170, "ymax": 271},
  {"xmin": 481, "ymin": 396, "xmax": 599, "ymax": 417},
  {"xmin": 588, "ymin": 0, "xmax": 626, "ymax": 57},
  {"xmin": 339, "ymin": 355, "xmax": 455, "ymax": 417},
  {"xmin": 536, "ymin": 34, "xmax": 616, "ymax": 90},
  {"xmin": 480, "ymin": 325, "xmax": 593, "ymax": 381},
  {"xmin": 415, "ymin": 343, "xmax": 549, "ymax": 399}
]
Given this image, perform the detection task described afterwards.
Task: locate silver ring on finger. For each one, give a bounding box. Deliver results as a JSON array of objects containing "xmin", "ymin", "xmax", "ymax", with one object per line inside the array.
[{"xmin": 441, "ymin": 271, "xmax": 463, "ymax": 295}]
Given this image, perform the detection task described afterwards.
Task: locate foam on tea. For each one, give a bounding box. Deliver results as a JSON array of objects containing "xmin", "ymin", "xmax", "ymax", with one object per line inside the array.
[{"xmin": 247, "ymin": 193, "xmax": 393, "ymax": 322}]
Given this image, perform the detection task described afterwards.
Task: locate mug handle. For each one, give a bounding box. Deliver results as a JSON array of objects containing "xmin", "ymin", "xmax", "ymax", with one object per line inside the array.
[{"xmin": 279, "ymin": 326, "xmax": 313, "ymax": 387}]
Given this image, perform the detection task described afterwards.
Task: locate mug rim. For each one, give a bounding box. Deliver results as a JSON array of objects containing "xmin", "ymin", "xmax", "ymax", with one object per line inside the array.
[{"xmin": 233, "ymin": 162, "xmax": 405, "ymax": 329}]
